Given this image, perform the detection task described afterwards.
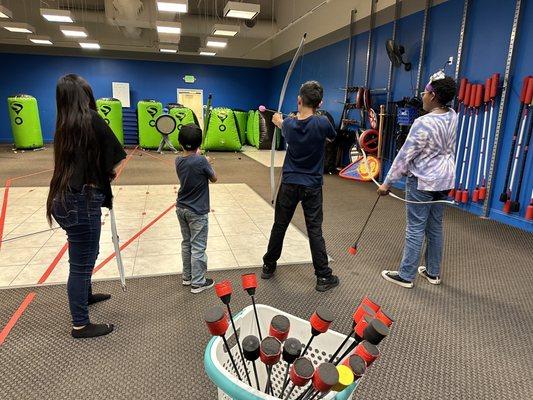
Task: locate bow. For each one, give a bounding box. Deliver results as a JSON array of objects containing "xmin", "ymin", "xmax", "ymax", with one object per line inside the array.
[
  {"xmin": 270, "ymin": 32, "xmax": 307, "ymax": 204},
  {"xmin": 109, "ymin": 207, "xmax": 126, "ymax": 291}
]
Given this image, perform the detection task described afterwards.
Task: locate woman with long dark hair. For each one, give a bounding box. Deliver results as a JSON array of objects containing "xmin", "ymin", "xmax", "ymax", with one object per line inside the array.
[{"xmin": 46, "ymin": 74, "xmax": 126, "ymax": 338}]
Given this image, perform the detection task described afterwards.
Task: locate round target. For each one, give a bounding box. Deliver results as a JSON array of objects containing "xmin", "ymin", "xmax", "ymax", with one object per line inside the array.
[
  {"xmin": 357, "ymin": 156, "xmax": 380, "ymax": 181},
  {"xmin": 155, "ymin": 114, "xmax": 176, "ymax": 136},
  {"xmin": 15, "ymin": 117, "xmax": 23, "ymax": 125},
  {"xmin": 219, "ymin": 125, "xmax": 226, "ymax": 132},
  {"xmin": 359, "ymin": 129, "xmax": 379, "ymax": 153}
]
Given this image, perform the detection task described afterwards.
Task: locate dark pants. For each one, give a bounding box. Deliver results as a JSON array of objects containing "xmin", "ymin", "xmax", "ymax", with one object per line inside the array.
[
  {"xmin": 52, "ymin": 186, "xmax": 104, "ymax": 326},
  {"xmin": 263, "ymin": 183, "xmax": 332, "ymax": 278}
]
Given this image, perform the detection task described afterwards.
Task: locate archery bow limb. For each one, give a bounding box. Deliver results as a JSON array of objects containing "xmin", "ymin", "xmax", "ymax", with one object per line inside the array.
[
  {"xmin": 109, "ymin": 207, "xmax": 126, "ymax": 291},
  {"xmin": 270, "ymin": 33, "xmax": 307, "ymax": 204}
]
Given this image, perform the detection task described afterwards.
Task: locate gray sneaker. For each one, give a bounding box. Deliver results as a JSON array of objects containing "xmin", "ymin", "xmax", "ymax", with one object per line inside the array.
[
  {"xmin": 191, "ymin": 278, "xmax": 215, "ymax": 294},
  {"xmin": 418, "ymin": 266, "xmax": 441, "ymax": 285}
]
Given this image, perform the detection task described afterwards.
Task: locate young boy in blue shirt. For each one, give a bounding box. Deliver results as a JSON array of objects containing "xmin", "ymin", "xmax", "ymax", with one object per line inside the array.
[
  {"xmin": 262, "ymin": 81, "xmax": 339, "ymax": 292},
  {"xmin": 175, "ymin": 124, "xmax": 217, "ymax": 293}
]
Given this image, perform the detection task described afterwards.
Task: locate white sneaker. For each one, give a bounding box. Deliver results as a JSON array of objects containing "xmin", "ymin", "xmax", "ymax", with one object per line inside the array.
[
  {"xmin": 182, "ymin": 279, "xmax": 191, "ymax": 286},
  {"xmin": 418, "ymin": 266, "xmax": 441, "ymax": 285},
  {"xmin": 381, "ymin": 270, "xmax": 414, "ymax": 289}
]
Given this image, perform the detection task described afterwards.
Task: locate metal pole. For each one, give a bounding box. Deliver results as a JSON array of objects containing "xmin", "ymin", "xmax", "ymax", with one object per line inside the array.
[
  {"xmin": 364, "ymin": 0, "xmax": 376, "ymax": 88},
  {"xmin": 415, "ymin": 0, "xmax": 431, "ymax": 97},
  {"xmin": 344, "ymin": 9, "xmax": 357, "ymax": 93},
  {"xmin": 386, "ymin": 0, "xmax": 401, "ymax": 112},
  {"xmin": 452, "ymin": 0, "xmax": 470, "ymax": 109},
  {"xmin": 482, "ymin": 0, "xmax": 524, "ymax": 217}
]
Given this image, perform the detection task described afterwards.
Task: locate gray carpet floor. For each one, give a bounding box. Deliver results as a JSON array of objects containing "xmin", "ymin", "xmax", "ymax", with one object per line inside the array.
[{"xmin": 0, "ymin": 145, "xmax": 532, "ymax": 399}]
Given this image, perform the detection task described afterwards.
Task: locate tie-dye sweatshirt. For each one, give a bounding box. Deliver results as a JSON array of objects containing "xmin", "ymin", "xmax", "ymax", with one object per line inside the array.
[{"xmin": 384, "ymin": 109, "xmax": 458, "ymax": 191}]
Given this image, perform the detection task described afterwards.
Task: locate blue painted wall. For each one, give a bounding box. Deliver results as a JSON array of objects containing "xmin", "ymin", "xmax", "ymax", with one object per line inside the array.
[
  {"xmin": 0, "ymin": 54, "xmax": 270, "ymax": 143},
  {"xmin": 269, "ymin": 0, "xmax": 532, "ymax": 231}
]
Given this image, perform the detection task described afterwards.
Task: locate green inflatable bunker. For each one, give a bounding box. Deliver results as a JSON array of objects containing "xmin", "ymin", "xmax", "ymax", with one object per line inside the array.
[
  {"xmin": 7, "ymin": 95, "xmax": 43, "ymax": 149},
  {"xmin": 246, "ymin": 110, "xmax": 260, "ymax": 148},
  {"xmin": 96, "ymin": 98, "xmax": 124, "ymax": 145},
  {"xmin": 168, "ymin": 103, "xmax": 200, "ymax": 149},
  {"xmin": 138, "ymin": 100, "xmax": 163, "ymax": 149},
  {"xmin": 233, "ymin": 109, "xmax": 248, "ymax": 146},
  {"xmin": 203, "ymin": 107, "xmax": 242, "ymax": 151}
]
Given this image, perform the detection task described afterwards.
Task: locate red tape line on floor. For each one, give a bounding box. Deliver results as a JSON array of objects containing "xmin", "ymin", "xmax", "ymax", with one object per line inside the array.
[
  {"xmin": 93, "ymin": 203, "xmax": 176, "ymax": 274},
  {"xmin": 0, "ymin": 292, "xmax": 36, "ymax": 345},
  {"xmin": 114, "ymin": 146, "xmax": 138, "ymax": 181},
  {"xmin": 37, "ymin": 243, "xmax": 69, "ymax": 285},
  {"xmin": 10, "ymin": 168, "xmax": 54, "ymax": 182},
  {"xmin": 138, "ymin": 150, "xmax": 175, "ymax": 167},
  {"xmin": 0, "ymin": 179, "xmax": 12, "ymax": 251}
]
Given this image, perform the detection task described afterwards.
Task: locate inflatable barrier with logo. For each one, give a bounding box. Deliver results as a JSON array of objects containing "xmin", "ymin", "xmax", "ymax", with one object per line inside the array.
[
  {"xmin": 203, "ymin": 107, "xmax": 242, "ymax": 151},
  {"xmin": 168, "ymin": 103, "xmax": 200, "ymax": 149},
  {"xmin": 7, "ymin": 95, "xmax": 43, "ymax": 149},
  {"xmin": 138, "ymin": 100, "xmax": 163, "ymax": 149},
  {"xmin": 245, "ymin": 109, "xmax": 280, "ymax": 150},
  {"xmin": 96, "ymin": 98, "xmax": 124, "ymax": 145}
]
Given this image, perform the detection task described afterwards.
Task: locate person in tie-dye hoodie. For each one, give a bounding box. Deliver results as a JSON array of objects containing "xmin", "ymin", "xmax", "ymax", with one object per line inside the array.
[{"xmin": 378, "ymin": 74, "xmax": 458, "ymax": 289}]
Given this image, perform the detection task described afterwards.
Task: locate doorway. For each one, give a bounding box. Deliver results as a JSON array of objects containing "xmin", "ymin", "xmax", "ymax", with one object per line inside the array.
[{"xmin": 177, "ymin": 89, "xmax": 204, "ymax": 131}]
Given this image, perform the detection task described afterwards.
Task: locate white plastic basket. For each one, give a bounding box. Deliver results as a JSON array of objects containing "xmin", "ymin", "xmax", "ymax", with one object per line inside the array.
[{"xmin": 204, "ymin": 304, "xmax": 358, "ymax": 400}]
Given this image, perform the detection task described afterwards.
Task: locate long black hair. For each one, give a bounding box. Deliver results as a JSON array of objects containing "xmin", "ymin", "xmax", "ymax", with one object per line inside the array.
[{"xmin": 46, "ymin": 74, "xmax": 101, "ymax": 225}]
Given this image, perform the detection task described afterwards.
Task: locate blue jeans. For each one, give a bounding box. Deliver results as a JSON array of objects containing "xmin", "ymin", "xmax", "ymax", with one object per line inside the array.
[
  {"xmin": 176, "ymin": 207, "xmax": 208, "ymax": 286},
  {"xmin": 399, "ymin": 176, "xmax": 445, "ymax": 282},
  {"xmin": 52, "ymin": 186, "xmax": 104, "ymax": 326}
]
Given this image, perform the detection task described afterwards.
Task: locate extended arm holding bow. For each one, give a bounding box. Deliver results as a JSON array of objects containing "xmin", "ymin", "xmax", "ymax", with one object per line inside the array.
[{"xmin": 270, "ymin": 33, "xmax": 307, "ymax": 204}]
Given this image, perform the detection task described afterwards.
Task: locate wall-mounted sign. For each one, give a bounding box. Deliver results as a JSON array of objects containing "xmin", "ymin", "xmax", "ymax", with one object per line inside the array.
[
  {"xmin": 183, "ymin": 75, "xmax": 196, "ymax": 83},
  {"xmin": 112, "ymin": 82, "xmax": 130, "ymax": 107}
]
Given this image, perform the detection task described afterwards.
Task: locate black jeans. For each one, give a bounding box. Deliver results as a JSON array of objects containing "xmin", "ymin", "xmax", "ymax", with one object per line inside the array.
[
  {"xmin": 52, "ymin": 186, "xmax": 104, "ymax": 326},
  {"xmin": 263, "ymin": 183, "xmax": 332, "ymax": 278}
]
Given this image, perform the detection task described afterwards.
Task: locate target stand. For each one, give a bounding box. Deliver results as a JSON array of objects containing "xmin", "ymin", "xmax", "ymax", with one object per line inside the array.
[{"xmin": 155, "ymin": 114, "xmax": 179, "ymax": 154}]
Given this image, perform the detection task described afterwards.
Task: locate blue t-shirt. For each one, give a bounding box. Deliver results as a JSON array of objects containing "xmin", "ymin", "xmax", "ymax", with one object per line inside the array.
[
  {"xmin": 175, "ymin": 154, "xmax": 215, "ymax": 215},
  {"xmin": 281, "ymin": 115, "xmax": 337, "ymax": 187}
]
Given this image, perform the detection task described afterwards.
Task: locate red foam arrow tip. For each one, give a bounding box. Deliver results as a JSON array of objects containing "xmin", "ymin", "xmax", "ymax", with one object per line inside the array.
[{"xmin": 348, "ymin": 246, "xmax": 358, "ymax": 255}]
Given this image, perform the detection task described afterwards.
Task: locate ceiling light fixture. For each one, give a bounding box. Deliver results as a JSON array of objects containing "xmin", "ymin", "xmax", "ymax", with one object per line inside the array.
[
  {"xmin": 79, "ymin": 40, "xmax": 100, "ymax": 49},
  {"xmin": 157, "ymin": 0, "xmax": 188, "ymax": 13},
  {"xmin": 223, "ymin": 1, "xmax": 260, "ymax": 20},
  {"xmin": 206, "ymin": 36, "xmax": 228, "ymax": 48},
  {"xmin": 61, "ymin": 25, "xmax": 88, "ymax": 37},
  {"xmin": 40, "ymin": 8, "xmax": 74, "ymax": 23},
  {"xmin": 156, "ymin": 21, "xmax": 181, "ymax": 34},
  {"xmin": 29, "ymin": 35, "xmax": 53, "ymax": 45},
  {"xmin": 0, "ymin": 5, "xmax": 13, "ymax": 19},
  {"xmin": 2, "ymin": 22, "xmax": 35, "ymax": 33},
  {"xmin": 160, "ymin": 47, "xmax": 178, "ymax": 53},
  {"xmin": 199, "ymin": 48, "xmax": 216, "ymax": 56},
  {"xmin": 212, "ymin": 23, "xmax": 239, "ymax": 37}
]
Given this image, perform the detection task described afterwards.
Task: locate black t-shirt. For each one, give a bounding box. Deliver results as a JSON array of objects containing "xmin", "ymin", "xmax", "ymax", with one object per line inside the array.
[
  {"xmin": 68, "ymin": 110, "xmax": 127, "ymax": 208},
  {"xmin": 175, "ymin": 154, "xmax": 215, "ymax": 215},
  {"xmin": 281, "ymin": 115, "xmax": 337, "ymax": 188}
]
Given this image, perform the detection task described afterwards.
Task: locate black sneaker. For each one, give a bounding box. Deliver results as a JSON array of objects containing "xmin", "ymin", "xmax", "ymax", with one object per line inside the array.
[
  {"xmin": 381, "ymin": 270, "xmax": 414, "ymax": 288},
  {"xmin": 418, "ymin": 266, "xmax": 441, "ymax": 285},
  {"xmin": 191, "ymin": 278, "xmax": 215, "ymax": 294},
  {"xmin": 261, "ymin": 264, "xmax": 276, "ymax": 279},
  {"xmin": 316, "ymin": 275, "xmax": 339, "ymax": 292}
]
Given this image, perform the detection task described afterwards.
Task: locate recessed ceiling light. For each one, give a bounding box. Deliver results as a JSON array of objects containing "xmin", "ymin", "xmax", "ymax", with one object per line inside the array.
[
  {"xmin": 223, "ymin": 1, "xmax": 260, "ymax": 20},
  {"xmin": 156, "ymin": 21, "xmax": 181, "ymax": 34},
  {"xmin": 29, "ymin": 35, "xmax": 53, "ymax": 45},
  {"xmin": 160, "ymin": 47, "xmax": 178, "ymax": 53},
  {"xmin": 206, "ymin": 36, "xmax": 228, "ymax": 48},
  {"xmin": 212, "ymin": 24, "xmax": 239, "ymax": 37},
  {"xmin": 157, "ymin": 0, "xmax": 188, "ymax": 13},
  {"xmin": 79, "ymin": 41, "xmax": 100, "ymax": 49},
  {"xmin": 40, "ymin": 8, "xmax": 74, "ymax": 23},
  {"xmin": 199, "ymin": 48, "xmax": 216, "ymax": 56},
  {"xmin": 61, "ymin": 25, "xmax": 88, "ymax": 37},
  {"xmin": 0, "ymin": 5, "xmax": 13, "ymax": 19},
  {"xmin": 2, "ymin": 23, "xmax": 35, "ymax": 33}
]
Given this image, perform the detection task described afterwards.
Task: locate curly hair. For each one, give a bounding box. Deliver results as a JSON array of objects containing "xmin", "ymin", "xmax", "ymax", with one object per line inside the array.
[{"xmin": 431, "ymin": 76, "xmax": 457, "ymax": 106}]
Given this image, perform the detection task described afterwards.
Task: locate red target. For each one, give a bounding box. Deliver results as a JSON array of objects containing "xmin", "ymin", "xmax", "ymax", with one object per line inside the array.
[{"xmin": 359, "ymin": 129, "xmax": 379, "ymax": 153}]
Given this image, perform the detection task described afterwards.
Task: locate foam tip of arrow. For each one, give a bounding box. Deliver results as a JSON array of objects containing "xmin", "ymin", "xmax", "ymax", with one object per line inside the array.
[
  {"xmin": 479, "ymin": 187, "xmax": 486, "ymax": 200},
  {"xmin": 461, "ymin": 191, "xmax": 468, "ymax": 204},
  {"xmin": 258, "ymin": 105, "xmax": 266, "ymax": 112},
  {"xmin": 525, "ymin": 203, "xmax": 533, "ymax": 220},
  {"xmin": 348, "ymin": 246, "xmax": 357, "ymax": 255},
  {"xmin": 503, "ymin": 200, "xmax": 511, "ymax": 214},
  {"xmin": 454, "ymin": 191, "xmax": 462, "ymax": 203},
  {"xmin": 472, "ymin": 189, "xmax": 479, "ymax": 202},
  {"xmin": 448, "ymin": 189, "xmax": 455, "ymax": 198}
]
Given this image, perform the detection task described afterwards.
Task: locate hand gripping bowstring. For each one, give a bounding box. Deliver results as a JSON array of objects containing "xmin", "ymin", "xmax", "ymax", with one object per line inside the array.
[
  {"xmin": 354, "ymin": 129, "xmax": 456, "ymax": 205},
  {"xmin": 270, "ymin": 32, "xmax": 307, "ymax": 204}
]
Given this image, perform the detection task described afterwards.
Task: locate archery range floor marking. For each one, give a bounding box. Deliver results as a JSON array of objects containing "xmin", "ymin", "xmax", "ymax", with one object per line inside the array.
[
  {"xmin": 0, "ymin": 183, "xmax": 313, "ymax": 289},
  {"xmin": 241, "ymin": 145, "xmax": 286, "ymax": 167}
]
